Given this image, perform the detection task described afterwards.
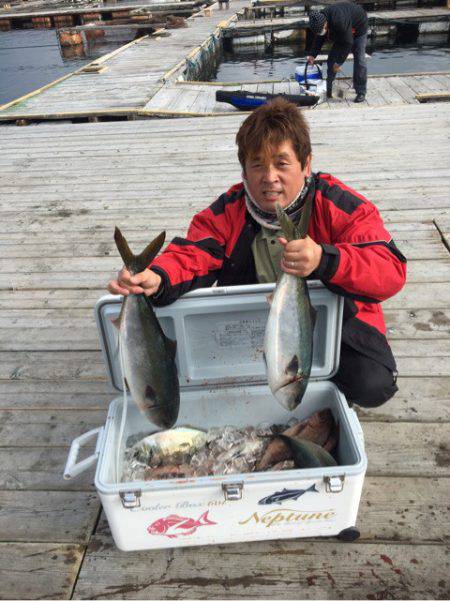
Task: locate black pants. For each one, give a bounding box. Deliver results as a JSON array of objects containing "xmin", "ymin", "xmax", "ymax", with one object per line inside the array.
[
  {"xmin": 331, "ymin": 343, "xmax": 398, "ymax": 408},
  {"xmin": 327, "ymin": 33, "xmax": 368, "ymax": 95}
]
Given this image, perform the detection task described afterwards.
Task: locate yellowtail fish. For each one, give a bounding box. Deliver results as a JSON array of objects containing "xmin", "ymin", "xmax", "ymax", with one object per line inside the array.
[
  {"xmin": 114, "ymin": 227, "xmax": 179, "ymax": 428},
  {"xmin": 263, "ymin": 196, "xmax": 316, "ymax": 411}
]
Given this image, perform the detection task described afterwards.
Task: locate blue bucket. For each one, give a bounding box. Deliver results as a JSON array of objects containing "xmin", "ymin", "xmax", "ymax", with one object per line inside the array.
[{"xmin": 295, "ymin": 64, "xmax": 323, "ymax": 88}]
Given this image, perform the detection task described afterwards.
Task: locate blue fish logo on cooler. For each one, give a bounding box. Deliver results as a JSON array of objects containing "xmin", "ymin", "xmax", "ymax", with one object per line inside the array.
[{"xmin": 258, "ymin": 484, "xmax": 319, "ymax": 505}]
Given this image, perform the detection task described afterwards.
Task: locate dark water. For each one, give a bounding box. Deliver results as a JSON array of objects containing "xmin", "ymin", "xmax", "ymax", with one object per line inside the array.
[
  {"xmin": 0, "ymin": 29, "xmax": 131, "ymax": 105},
  {"xmin": 212, "ymin": 35, "xmax": 450, "ymax": 82}
]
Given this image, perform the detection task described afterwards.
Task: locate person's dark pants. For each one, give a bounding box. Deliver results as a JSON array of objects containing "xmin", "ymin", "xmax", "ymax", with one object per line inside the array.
[
  {"xmin": 331, "ymin": 343, "xmax": 398, "ymax": 408},
  {"xmin": 327, "ymin": 33, "xmax": 368, "ymax": 96}
]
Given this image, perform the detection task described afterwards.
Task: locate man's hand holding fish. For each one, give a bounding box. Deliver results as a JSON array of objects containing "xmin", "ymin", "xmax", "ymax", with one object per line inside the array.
[
  {"xmin": 108, "ymin": 266, "xmax": 162, "ymax": 297},
  {"xmin": 278, "ymin": 235, "xmax": 323, "ymax": 277}
]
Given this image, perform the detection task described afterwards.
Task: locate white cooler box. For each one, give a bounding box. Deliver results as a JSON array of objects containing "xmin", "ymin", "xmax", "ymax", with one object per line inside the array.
[{"xmin": 65, "ymin": 282, "xmax": 367, "ymax": 551}]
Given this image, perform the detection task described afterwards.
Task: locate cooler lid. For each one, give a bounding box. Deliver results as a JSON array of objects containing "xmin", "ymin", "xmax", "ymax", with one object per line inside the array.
[{"xmin": 95, "ymin": 282, "xmax": 343, "ymax": 393}]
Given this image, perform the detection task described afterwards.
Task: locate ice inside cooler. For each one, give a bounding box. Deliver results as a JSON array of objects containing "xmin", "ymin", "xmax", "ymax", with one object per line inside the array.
[{"xmin": 98, "ymin": 382, "xmax": 363, "ymax": 488}]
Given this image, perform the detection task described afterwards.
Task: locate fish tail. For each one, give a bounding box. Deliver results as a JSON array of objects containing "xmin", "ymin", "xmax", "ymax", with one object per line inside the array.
[
  {"xmin": 198, "ymin": 510, "xmax": 216, "ymax": 525},
  {"xmin": 114, "ymin": 227, "xmax": 166, "ymax": 273},
  {"xmin": 309, "ymin": 484, "xmax": 319, "ymax": 493},
  {"xmin": 275, "ymin": 191, "xmax": 313, "ymax": 241},
  {"xmin": 275, "ymin": 203, "xmax": 296, "ymax": 242},
  {"xmin": 297, "ymin": 192, "xmax": 313, "ymax": 239}
]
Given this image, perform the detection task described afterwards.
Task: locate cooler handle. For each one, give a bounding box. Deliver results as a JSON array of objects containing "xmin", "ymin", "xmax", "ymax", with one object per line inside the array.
[
  {"xmin": 347, "ymin": 408, "xmax": 364, "ymax": 445},
  {"xmin": 303, "ymin": 61, "xmax": 323, "ymax": 89},
  {"xmin": 63, "ymin": 427, "xmax": 104, "ymax": 480}
]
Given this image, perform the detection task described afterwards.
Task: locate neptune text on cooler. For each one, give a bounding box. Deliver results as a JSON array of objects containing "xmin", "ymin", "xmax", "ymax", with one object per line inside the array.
[{"xmin": 239, "ymin": 509, "xmax": 336, "ymax": 528}]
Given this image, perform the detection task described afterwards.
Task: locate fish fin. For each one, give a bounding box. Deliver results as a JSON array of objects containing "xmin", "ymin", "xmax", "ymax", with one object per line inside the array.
[
  {"xmin": 276, "ymin": 434, "xmax": 292, "ymax": 449},
  {"xmin": 123, "ymin": 377, "xmax": 130, "ymax": 392},
  {"xmin": 165, "ymin": 337, "xmax": 177, "ymax": 359},
  {"xmin": 114, "ymin": 227, "xmax": 166, "ymax": 273},
  {"xmin": 285, "ymin": 355, "xmax": 299, "ymax": 376},
  {"xmin": 145, "ymin": 384, "xmax": 156, "ymax": 401},
  {"xmin": 111, "ymin": 300, "xmax": 125, "ymax": 331},
  {"xmin": 262, "ymin": 351, "xmax": 267, "ymax": 368},
  {"xmin": 111, "ymin": 316, "xmax": 121, "ymax": 330},
  {"xmin": 275, "ymin": 204, "xmax": 296, "ymax": 242}
]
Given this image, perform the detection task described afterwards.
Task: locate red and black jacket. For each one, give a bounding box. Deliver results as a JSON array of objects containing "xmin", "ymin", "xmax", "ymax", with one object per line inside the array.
[{"xmin": 151, "ymin": 173, "xmax": 407, "ymax": 371}]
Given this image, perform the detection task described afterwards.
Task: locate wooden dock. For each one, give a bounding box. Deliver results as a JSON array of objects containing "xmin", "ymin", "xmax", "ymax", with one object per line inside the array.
[
  {"xmin": 0, "ymin": 1, "xmax": 248, "ymax": 122},
  {"xmin": 140, "ymin": 71, "xmax": 450, "ymax": 114},
  {"xmin": 224, "ymin": 6, "xmax": 450, "ymax": 37},
  {"xmin": 0, "ymin": 101, "xmax": 449, "ymax": 599},
  {"xmin": 0, "ymin": 1, "xmax": 199, "ymax": 29},
  {"xmin": 0, "ymin": 2, "xmax": 448, "ymax": 123},
  {"xmin": 1, "ymin": 0, "xmax": 450, "ymax": 596}
]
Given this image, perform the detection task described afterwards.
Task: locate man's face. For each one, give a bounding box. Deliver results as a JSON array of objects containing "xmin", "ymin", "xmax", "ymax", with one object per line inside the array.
[{"xmin": 244, "ymin": 140, "xmax": 312, "ymax": 213}]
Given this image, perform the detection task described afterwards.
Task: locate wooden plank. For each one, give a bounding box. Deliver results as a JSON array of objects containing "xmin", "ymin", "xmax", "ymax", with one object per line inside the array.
[
  {"xmin": 0, "ymin": 409, "xmax": 107, "ymax": 447},
  {"xmin": 434, "ymin": 218, "xmax": 450, "ymax": 251},
  {"xmin": 384, "ymin": 307, "xmax": 450, "ymax": 338},
  {"xmin": 0, "ymin": 2, "xmax": 196, "ymax": 19},
  {"xmin": 0, "ymin": 2, "xmax": 248, "ymax": 119},
  {"xmin": 0, "ymin": 302, "xmax": 449, "ymax": 353},
  {"xmin": 73, "ymin": 537, "xmax": 449, "ymax": 600},
  {"xmin": 0, "ymin": 543, "xmax": 84, "ymax": 600},
  {"xmin": 0, "ymin": 383, "xmax": 111, "ymax": 410},
  {"xmin": 364, "ymin": 422, "xmax": 450, "ymax": 477},
  {"xmin": 0, "ymin": 259, "xmax": 448, "ymax": 292},
  {"xmin": 0, "ymin": 447, "xmax": 97, "ymax": 491},
  {"xmin": 0, "ymin": 491, "xmax": 100, "ymax": 544},
  {"xmin": 356, "ymin": 376, "xmax": 450, "ymax": 423},
  {"xmin": 0, "ymin": 238, "xmax": 444, "ymax": 260},
  {"xmin": 417, "ymin": 92, "xmax": 450, "ymax": 103}
]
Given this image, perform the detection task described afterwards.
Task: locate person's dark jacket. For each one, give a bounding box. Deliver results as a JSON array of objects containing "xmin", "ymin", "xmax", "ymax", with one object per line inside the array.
[
  {"xmin": 150, "ymin": 173, "xmax": 407, "ymax": 372},
  {"xmin": 310, "ymin": 1, "xmax": 368, "ymax": 66}
]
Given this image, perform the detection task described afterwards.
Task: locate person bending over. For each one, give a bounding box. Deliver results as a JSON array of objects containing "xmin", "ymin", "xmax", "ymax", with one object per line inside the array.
[{"xmin": 307, "ymin": 1, "xmax": 368, "ymax": 103}]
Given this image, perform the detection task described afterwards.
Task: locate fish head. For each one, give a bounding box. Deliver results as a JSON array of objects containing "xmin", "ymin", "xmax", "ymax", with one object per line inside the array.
[
  {"xmin": 149, "ymin": 401, "xmax": 179, "ymax": 429},
  {"xmin": 147, "ymin": 518, "xmax": 167, "ymax": 534},
  {"xmin": 274, "ymin": 378, "xmax": 308, "ymax": 411}
]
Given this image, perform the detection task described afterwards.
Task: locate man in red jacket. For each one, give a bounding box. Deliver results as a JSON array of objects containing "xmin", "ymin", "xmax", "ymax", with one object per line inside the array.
[{"xmin": 108, "ymin": 99, "xmax": 406, "ymax": 408}]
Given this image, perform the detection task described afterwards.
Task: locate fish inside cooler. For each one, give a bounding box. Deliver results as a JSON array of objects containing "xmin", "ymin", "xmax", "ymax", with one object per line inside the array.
[{"xmin": 97, "ymin": 379, "xmax": 364, "ymax": 491}]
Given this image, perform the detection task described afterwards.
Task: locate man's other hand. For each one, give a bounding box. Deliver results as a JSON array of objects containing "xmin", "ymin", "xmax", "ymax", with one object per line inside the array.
[
  {"xmin": 279, "ymin": 236, "xmax": 323, "ymax": 278},
  {"xmin": 108, "ymin": 267, "xmax": 162, "ymax": 297},
  {"xmin": 332, "ymin": 63, "xmax": 342, "ymax": 74},
  {"xmin": 307, "ymin": 56, "xmax": 315, "ymax": 66}
]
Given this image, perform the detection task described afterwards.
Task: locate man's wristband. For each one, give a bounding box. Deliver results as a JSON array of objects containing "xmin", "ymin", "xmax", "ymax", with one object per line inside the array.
[{"xmin": 313, "ymin": 244, "xmax": 340, "ymax": 281}]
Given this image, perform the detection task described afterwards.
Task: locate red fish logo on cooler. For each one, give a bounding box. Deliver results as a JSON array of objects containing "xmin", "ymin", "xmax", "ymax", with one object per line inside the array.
[{"xmin": 147, "ymin": 511, "xmax": 217, "ymax": 539}]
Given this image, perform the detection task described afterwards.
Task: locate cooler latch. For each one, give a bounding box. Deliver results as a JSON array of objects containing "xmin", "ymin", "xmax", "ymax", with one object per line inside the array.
[
  {"xmin": 324, "ymin": 475, "xmax": 345, "ymax": 493},
  {"xmin": 222, "ymin": 482, "xmax": 243, "ymax": 501},
  {"xmin": 119, "ymin": 490, "xmax": 142, "ymax": 508}
]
